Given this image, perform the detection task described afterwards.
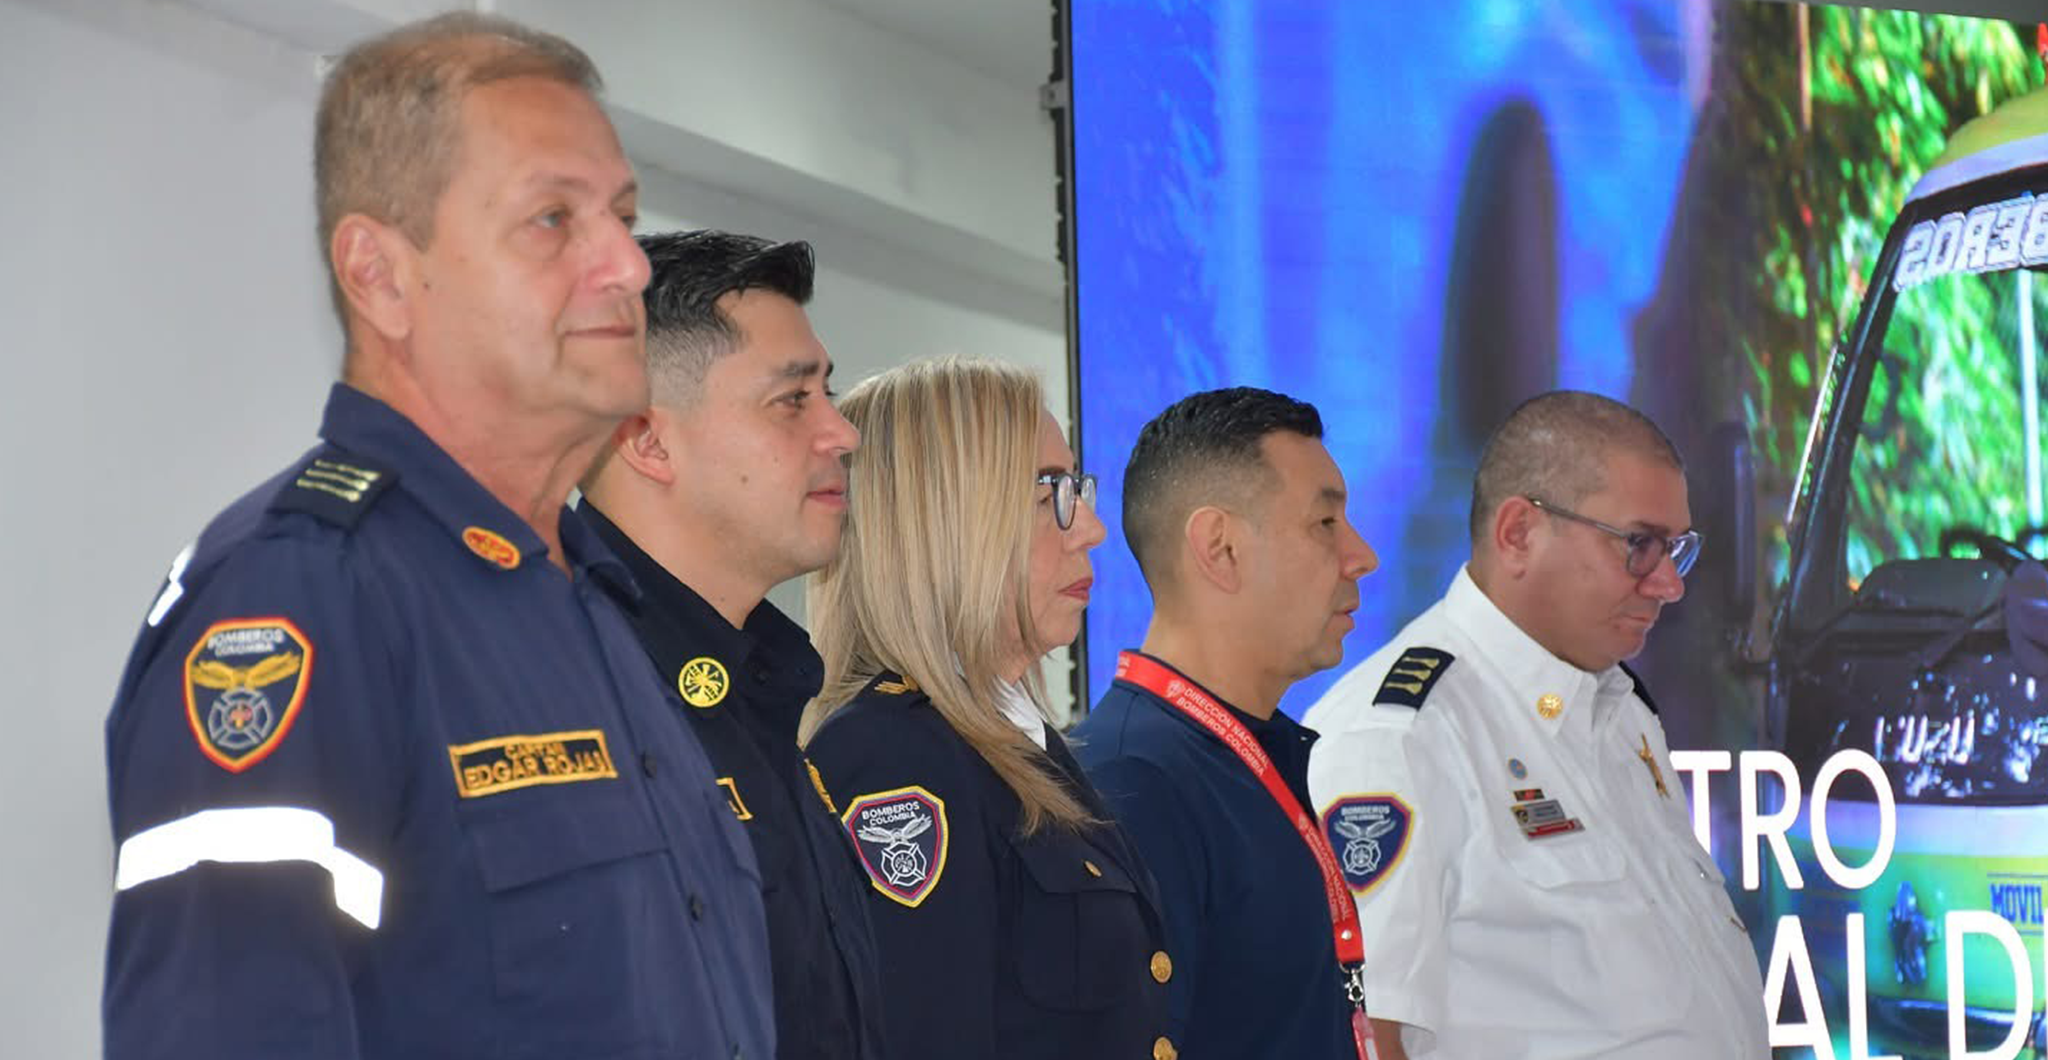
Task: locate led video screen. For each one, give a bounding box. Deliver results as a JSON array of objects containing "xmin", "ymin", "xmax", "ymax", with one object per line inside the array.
[{"xmin": 1068, "ymin": 3, "xmax": 2048, "ymax": 1056}]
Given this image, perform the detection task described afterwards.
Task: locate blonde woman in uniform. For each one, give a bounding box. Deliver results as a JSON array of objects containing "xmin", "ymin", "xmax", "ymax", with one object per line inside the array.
[{"xmin": 801, "ymin": 357, "xmax": 1178, "ymax": 1060}]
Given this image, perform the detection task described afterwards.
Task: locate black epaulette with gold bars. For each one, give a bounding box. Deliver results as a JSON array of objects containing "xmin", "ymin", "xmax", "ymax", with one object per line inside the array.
[
  {"xmin": 1373, "ymin": 647, "xmax": 1454, "ymax": 709},
  {"xmin": 269, "ymin": 447, "xmax": 397, "ymax": 530}
]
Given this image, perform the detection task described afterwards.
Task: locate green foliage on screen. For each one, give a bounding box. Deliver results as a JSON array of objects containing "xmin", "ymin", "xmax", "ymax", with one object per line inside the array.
[
  {"xmin": 1851, "ymin": 274, "xmax": 2039, "ymax": 582},
  {"xmin": 1710, "ymin": 6, "xmax": 2039, "ymax": 589}
]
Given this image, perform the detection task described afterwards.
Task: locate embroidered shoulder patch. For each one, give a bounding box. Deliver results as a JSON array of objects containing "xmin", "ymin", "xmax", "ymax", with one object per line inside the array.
[
  {"xmin": 843, "ymin": 785, "xmax": 949, "ymax": 907},
  {"xmin": 447, "ymin": 730, "xmax": 619, "ymax": 798},
  {"xmin": 184, "ymin": 617, "xmax": 315, "ymax": 772},
  {"xmin": 1373, "ymin": 647, "xmax": 1454, "ymax": 708},
  {"xmin": 1321, "ymin": 795, "xmax": 1413, "ymax": 894}
]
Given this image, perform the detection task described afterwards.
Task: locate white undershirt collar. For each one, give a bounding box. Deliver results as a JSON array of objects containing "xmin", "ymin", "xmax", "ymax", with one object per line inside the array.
[{"xmin": 998, "ymin": 680, "xmax": 1047, "ymax": 749}]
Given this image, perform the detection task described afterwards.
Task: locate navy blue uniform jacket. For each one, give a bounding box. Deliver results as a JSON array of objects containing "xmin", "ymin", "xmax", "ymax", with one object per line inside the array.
[
  {"xmin": 1072, "ymin": 654, "xmax": 1355, "ymax": 1059},
  {"xmin": 806, "ymin": 673, "xmax": 1176, "ymax": 1060},
  {"xmin": 583, "ymin": 503, "xmax": 887, "ymax": 1060},
  {"xmin": 103, "ymin": 384, "xmax": 776, "ymax": 1060}
]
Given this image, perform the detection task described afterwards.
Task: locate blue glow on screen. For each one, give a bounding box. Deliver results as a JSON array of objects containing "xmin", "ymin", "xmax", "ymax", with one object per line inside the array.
[{"xmin": 1072, "ymin": 0, "xmax": 1700, "ymax": 713}]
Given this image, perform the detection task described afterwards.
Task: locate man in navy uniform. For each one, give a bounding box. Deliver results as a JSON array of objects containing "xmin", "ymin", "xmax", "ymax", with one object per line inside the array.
[
  {"xmin": 102, "ymin": 15, "xmax": 773, "ymax": 1059},
  {"xmin": 1072, "ymin": 388, "xmax": 1380, "ymax": 1059},
  {"xmin": 577, "ymin": 230, "xmax": 886, "ymax": 1059}
]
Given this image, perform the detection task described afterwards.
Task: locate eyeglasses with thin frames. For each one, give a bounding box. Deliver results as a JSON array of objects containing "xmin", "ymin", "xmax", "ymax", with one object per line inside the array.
[
  {"xmin": 1036, "ymin": 472, "xmax": 1099, "ymax": 531},
  {"xmin": 1526, "ymin": 496, "xmax": 1702, "ymax": 578}
]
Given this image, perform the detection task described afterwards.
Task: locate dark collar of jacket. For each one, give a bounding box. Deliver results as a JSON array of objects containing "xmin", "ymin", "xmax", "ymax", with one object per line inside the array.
[{"xmin": 576, "ymin": 501, "xmax": 824, "ymax": 721}]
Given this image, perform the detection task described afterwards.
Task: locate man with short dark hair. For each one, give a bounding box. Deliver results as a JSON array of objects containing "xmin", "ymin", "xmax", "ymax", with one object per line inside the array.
[
  {"xmin": 577, "ymin": 230, "xmax": 886, "ymax": 1060},
  {"xmin": 1072, "ymin": 387, "xmax": 1380, "ymax": 1060},
  {"xmin": 1304, "ymin": 390, "xmax": 1767, "ymax": 1059},
  {"xmin": 102, "ymin": 15, "xmax": 773, "ymax": 1058}
]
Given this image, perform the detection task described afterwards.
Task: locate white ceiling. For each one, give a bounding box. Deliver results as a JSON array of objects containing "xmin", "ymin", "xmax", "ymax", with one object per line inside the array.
[{"xmin": 810, "ymin": 0, "xmax": 1055, "ymax": 89}]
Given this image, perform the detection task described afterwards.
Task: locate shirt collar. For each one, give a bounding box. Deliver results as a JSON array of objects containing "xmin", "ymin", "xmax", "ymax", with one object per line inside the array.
[
  {"xmin": 318, "ymin": 383, "xmax": 625, "ymax": 581},
  {"xmin": 577, "ymin": 501, "xmax": 824, "ymax": 708},
  {"xmin": 1117, "ymin": 651, "xmax": 1320, "ymax": 810},
  {"xmin": 1119, "ymin": 650, "xmax": 1315, "ymax": 741},
  {"xmin": 997, "ymin": 680, "xmax": 1047, "ymax": 749},
  {"xmin": 1443, "ymin": 565, "xmax": 1632, "ymax": 738}
]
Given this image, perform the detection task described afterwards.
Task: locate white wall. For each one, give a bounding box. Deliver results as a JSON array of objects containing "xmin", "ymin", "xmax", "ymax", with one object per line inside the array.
[{"xmin": 0, "ymin": 0, "xmax": 1062, "ymax": 1053}]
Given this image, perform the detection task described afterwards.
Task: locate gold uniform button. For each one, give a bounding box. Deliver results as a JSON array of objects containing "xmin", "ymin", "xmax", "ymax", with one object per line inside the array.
[
  {"xmin": 1084, "ymin": 860, "xmax": 1103, "ymax": 877},
  {"xmin": 1149, "ymin": 951, "xmax": 1173, "ymax": 983},
  {"xmin": 1153, "ymin": 1036, "xmax": 1177, "ymax": 1060}
]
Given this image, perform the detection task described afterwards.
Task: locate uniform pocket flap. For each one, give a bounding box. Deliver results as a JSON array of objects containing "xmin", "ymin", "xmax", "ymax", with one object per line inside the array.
[
  {"xmin": 466, "ymin": 799, "xmax": 666, "ymax": 893},
  {"xmin": 1014, "ymin": 832, "xmax": 1138, "ymax": 895},
  {"xmin": 1499, "ymin": 828, "xmax": 1626, "ymax": 889}
]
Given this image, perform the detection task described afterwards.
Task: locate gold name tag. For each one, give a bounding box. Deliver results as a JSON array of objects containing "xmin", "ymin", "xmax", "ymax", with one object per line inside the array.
[{"xmin": 448, "ymin": 730, "xmax": 618, "ymax": 798}]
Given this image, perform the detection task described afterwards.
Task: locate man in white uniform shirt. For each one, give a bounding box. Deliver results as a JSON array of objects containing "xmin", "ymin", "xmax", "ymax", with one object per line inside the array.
[{"xmin": 1304, "ymin": 391, "xmax": 1767, "ymax": 1059}]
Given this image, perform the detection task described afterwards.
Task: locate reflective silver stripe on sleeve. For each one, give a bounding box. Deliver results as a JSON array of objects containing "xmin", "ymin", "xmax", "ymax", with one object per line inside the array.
[
  {"xmin": 145, "ymin": 542, "xmax": 195, "ymax": 628},
  {"xmin": 113, "ymin": 807, "xmax": 384, "ymax": 929}
]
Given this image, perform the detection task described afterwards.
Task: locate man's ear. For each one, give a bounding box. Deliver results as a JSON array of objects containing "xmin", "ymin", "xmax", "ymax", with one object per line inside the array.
[
  {"xmin": 1183, "ymin": 506, "xmax": 1243, "ymax": 595},
  {"xmin": 609, "ymin": 410, "xmax": 676, "ymax": 487},
  {"xmin": 332, "ymin": 214, "xmax": 414, "ymax": 343},
  {"xmin": 1491, "ymin": 496, "xmax": 1542, "ymax": 578}
]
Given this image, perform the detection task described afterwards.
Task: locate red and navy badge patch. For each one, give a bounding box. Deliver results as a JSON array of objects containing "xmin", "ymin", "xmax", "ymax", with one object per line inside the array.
[
  {"xmin": 183, "ymin": 617, "xmax": 314, "ymax": 773},
  {"xmin": 842, "ymin": 785, "xmax": 948, "ymax": 908},
  {"xmin": 462, "ymin": 526, "xmax": 521, "ymax": 570},
  {"xmin": 1321, "ymin": 795, "xmax": 1412, "ymax": 894}
]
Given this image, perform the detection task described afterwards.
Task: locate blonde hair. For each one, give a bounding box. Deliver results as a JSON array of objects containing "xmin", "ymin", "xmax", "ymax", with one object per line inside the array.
[
  {"xmin": 315, "ymin": 13, "xmax": 601, "ymax": 322},
  {"xmin": 801, "ymin": 357, "xmax": 1092, "ymax": 833}
]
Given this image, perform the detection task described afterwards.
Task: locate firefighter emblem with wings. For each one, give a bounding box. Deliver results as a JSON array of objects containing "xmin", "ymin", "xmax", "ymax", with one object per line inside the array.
[
  {"xmin": 842, "ymin": 786, "xmax": 950, "ymax": 907},
  {"xmin": 182, "ymin": 617, "xmax": 315, "ymax": 773},
  {"xmin": 1333, "ymin": 813, "xmax": 1399, "ymax": 877},
  {"xmin": 857, "ymin": 814, "xmax": 933, "ymax": 890},
  {"xmin": 1321, "ymin": 795, "xmax": 1412, "ymax": 893}
]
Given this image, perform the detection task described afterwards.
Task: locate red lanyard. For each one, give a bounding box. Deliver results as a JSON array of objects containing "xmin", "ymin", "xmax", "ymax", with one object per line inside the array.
[{"xmin": 1116, "ymin": 652, "xmax": 1380, "ymax": 1060}]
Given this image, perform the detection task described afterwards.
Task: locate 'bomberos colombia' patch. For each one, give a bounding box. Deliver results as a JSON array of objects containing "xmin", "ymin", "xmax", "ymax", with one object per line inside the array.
[
  {"xmin": 843, "ymin": 785, "xmax": 949, "ymax": 907},
  {"xmin": 1321, "ymin": 794, "xmax": 1412, "ymax": 894},
  {"xmin": 448, "ymin": 730, "xmax": 619, "ymax": 798},
  {"xmin": 184, "ymin": 617, "xmax": 315, "ymax": 773}
]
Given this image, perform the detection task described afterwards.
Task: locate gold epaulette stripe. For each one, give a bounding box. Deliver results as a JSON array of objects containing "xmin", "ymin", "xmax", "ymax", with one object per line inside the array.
[
  {"xmin": 300, "ymin": 466, "xmax": 373, "ymax": 490},
  {"xmin": 294, "ymin": 477, "xmax": 363, "ymax": 502},
  {"xmin": 311, "ymin": 458, "xmax": 381, "ymax": 482}
]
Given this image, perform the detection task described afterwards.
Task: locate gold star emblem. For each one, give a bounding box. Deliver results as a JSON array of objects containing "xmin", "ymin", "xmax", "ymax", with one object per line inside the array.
[
  {"xmin": 1536, "ymin": 693, "xmax": 1564, "ymax": 720},
  {"xmin": 677, "ymin": 656, "xmax": 730, "ymax": 708},
  {"xmin": 1637, "ymin": 734, "xmax": 1669, "ymax": 798}
]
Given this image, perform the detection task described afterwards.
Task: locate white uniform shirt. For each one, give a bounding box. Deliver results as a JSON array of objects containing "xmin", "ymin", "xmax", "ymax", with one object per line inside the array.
[
  {"xmin": 998, "ymin": 681, "xmax": 1047, "ymax": 749},
  {"xmin": 1304, "ymin": 567, "xmax": 1767, "ymax": 1059}
]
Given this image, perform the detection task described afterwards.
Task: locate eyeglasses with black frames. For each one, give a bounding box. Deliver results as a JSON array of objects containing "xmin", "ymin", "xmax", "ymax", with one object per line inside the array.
[
  {"xmin": 1036, "ymin": 472, "xmax": 1099, "ymax": 531},
  {"xmin": 1526, "ymin": 496, "xmax": 1702, "ymax": 578}
]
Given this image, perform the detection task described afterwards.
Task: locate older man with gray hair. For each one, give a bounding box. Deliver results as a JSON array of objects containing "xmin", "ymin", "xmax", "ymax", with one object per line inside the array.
[
  {"xmin": 1305, "ymin": 390, "xmax": 1767, "ymax": 1059},
  {"xmin": 102, "ymin": 14, "xmax": 773, "ymax": 1058}
]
